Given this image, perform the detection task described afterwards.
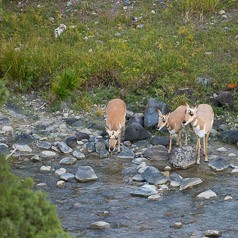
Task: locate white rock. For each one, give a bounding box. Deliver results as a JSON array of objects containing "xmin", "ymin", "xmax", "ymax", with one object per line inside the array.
[
  {"xmin": 224, "ymin": 195, "xmax": 233, "ymax": 201},
  {"xmin": 216, "ymin": 147, "xmax": 227, "ymax": 152},
  {"xmin": 40, "ymin": 166, "xmax": 52, "ymax": 171},
  {"xmin": 90, "ymin": 221, "xmax": 110, "ymax": 230},
  {"xmin": 1, "ymin": 126, "xmax": 14, "ymax": 133},
  {"xmin": 148, "ymin": 194, "xmax": 161, "ymax": 201},
  {"xmin": 164, "ymin": 166, "xmax": 171, "ymax": 171},
  {"xmin": 59, "ymin": 123, "xmax": 67, "ymax": 131},
  {"xmin": 228, "ymin": 153, "xmax": 236, "ymax": 157},
  {"xmin": 55, "ymin": 168, "xmax": 67, "ymax": 176},
  {"xmin": 173, "ymin": 222, "xmax": 183, "ymax": 228},
  {"xmin": 36, "ymin": 183, "xmax": 47, "ymax": 187},
  {"xmin": 57, "ymin": 180, "xmax": 65, "ymax": 187},
  {"xmin": 219, "ymin": 10, "xmax": 226, "ymax": 15},
  {"xmin": 13, "ymin": 144, "xmax": 32, "ymax": 152},
  {"xmin": 159, "ymin": 184, "xmax": 169, "ymax": 191},
  {"xmin": 231, "ymin": 168, "xmax": 238, "ymax": 174},
  {"xmin": 197, "ymin": 189, "xmax": 217, "ymax": 199},
  {"xmin": 42, "ymin": 150, "xmax": 57, "ymax": 157},
  {"xmin": 151, "ymin": 10, "xmax": 155, "ymax": 14}
]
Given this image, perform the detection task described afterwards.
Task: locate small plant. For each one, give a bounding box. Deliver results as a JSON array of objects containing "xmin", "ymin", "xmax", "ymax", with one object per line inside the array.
[
  {"xmin": 0, "ymin": 79, "xmax": 9, "ymax": 107},
  {"xmin": 183, "ymin": 0, "xmax": 219, "ymax": 13},
  {"xmin": 0, "ymin": 156, "xmax": 71, "ymax": 238}
]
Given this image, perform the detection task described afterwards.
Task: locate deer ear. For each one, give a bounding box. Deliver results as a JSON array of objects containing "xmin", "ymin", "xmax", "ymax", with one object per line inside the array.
[
  {"xmin": 115, "ymin": 129, "xmax": 121, "ymax": 136},
  {"xmin": 158, "ymin": 109, "xmax": 162, "ymax": 116},
  {"xmin": 185, "ymin": 103, "xmax": 190, "ymax": 108}
]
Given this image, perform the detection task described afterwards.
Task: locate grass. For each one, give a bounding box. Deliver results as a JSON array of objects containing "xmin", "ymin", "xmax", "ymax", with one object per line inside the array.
[{"xmin": 0, "ymin": 0, "xmax": 237, "ymax": 112}]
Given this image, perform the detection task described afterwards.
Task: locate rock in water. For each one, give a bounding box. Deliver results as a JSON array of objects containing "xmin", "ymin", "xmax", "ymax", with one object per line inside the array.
[
  {"xmin": 208, "ymin": 157, "xmax": 229, "ymax": 172},
  {"xmin": 141, "ymin": 166, "xmax": 168, "ymax": 185},
  {"xmin": 75, "ymin": 166, "xmax": 98, "ymax": 182},
  {"xmin": 197, "ymin": 190, "xmax": 217, "ymax": 199},
  {"xmin": 180, "ymin": 178, "xmax": 203, "ymax": 191}
]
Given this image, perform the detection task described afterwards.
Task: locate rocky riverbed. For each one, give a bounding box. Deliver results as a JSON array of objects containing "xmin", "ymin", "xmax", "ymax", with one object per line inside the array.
[{"xmin": 1, "ymin": 93, "xmax": 238, "ymax": 238}]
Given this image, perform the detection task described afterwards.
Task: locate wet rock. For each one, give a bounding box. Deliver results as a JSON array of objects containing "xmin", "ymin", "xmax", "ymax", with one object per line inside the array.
[
  {"xmin": 133, "ymin": 140, "xmax": 151, "ymax": 148},
  {"xmin": 141, "ymin": 166, "xmax": 168, "ymax": 185},
  {"xmin": 170, "ymin": 172, "xmax": 183, "ymax": 187},
  {"xmin": 208, "ymin": 157, "xmax": 229, "ymax": 172},
  {"xmin": 137, "ymin": 162, "xmax": 148, "ymax": 174},
  {"xmin": 73, "ymin": 150, "xmax": 86, "ymax": 159},
  {"xmin": 96, "ymin": 211, "xmax": 110, "ymax": 217},
  {"xmin": 218, "ymin": 130, "xmax": 238, "ymax": 144},
  {"xmin": 204, "ymin": 230, "xmax": 222, "ymax": 237},
  {"xmin": 66, "ymin": 136, "xmax": 77, "ymax": 147},
  {"xmin": 143, "ymin": 145, "xmax": 168, "ymax": 161},
  {"xmin": 13, "ymin": 144, "xmax": 32, "ymax": 152},
  {"xmin": 75, "ymin": 131, "xmax": 90, "ymax": 141},
  {"xmin": 150, "ymin": 136, "xmax": 170, "ymax": 146},
  {"xmin": 144, "ymin": 98, "xmax": 168, "ymax": 129},
  {"xmin": 56, "ymin": 141, "xmax": 73, "ymax": 153},
  {"xmin": 0, "ymin": 143, "xmax": 9, "ymax": 156},
  {"xmin": 95, "ymin": 139, "xmax": 108, "ymax": 157},
  {"xmin": 132, "ymin": 157, "xmax": 148, "ymax": 165},
  {"xmin": 179, "ymin": 178, "xmax": 203, "ymax": 191},
  {"xmin": 124, "ymin": 122, "xmax": 150, "ymax": 142},
  {"xmin": 57, "ymin": 180, "xmax": 65, "ymax": 186},
  {"xmin": 15, "ymin": 133, "xmax": 36, "ymax": 145},
  {"xmin": 117, "ymin": 146, "xmax": 135, "ymax": 159},
  {"xmin": 131, "ymin": 184, "xmax": 158, "ymax": 197},
  {"xmin": 90, "ymin": 221, "xmax": 110, "ymax": 230},
  {"xmin": 231, "ymin": 168, "xmax": 238, "ymax": 174},
  {"xmin": 36, "ymin": 141, "xmax": 52, "ymax": 149},
  {"xmin": 75, "ymin": 165, "xmax": 98, "ymax": 182},
  {"xmin": 60, "ymin": 156, "xmax": 77, "ymax": 165},
  {"xmin": 55, "ymin": 168, "xmax": 67, "ymax": 176},
  {"xmin": 172, "ymin": 222, "xmax": 183, "ymax": 229},
  {"xmin": 197, "ymin": 190, "xmax": 217, "ymax": 199},
  {"xmin": 148, "ymin": 194, "xmax": 162, "ymax": 201},
  {"xmin": 169, "ymin": 146, "xmax": 196, "ymax": 169},
  {"xmin": 224, "ymin": 195, "xmax": 233, "ymax": 201},
  {"xmin": 60, "ymin": 173, "xmax": 75, "ymax": 181}
]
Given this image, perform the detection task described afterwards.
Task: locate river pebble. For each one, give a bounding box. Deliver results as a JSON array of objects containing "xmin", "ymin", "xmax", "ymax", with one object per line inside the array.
[
  {"xmin": 55, "ymin": 168, "xmax": 67, "ymax": 176},
  {"xmin": 224, "ymin": 195, "xmax": 233, "ymax": 201},
  {"xmin": 40, "ymin": 165, "xmax": 52, "ymax": 171},
  {"xmin": 75, "ymin": 165, "xmax": 98, "ymax": 182},
  {"xmin": 204, "ymin": 229, "xmax": 222, "ymax": 237},
  {"xmin": 208, "ymin": 157, "xmax": 229, "ymax": 171},
  {"xmin": 13, "ymin": 144, "xmax": 32, "ymax": 152},
  {"xmin": 57, "ymin": 141, "xmax": 73, "ymax": 153},
  {"xmin": 141, "ymin": 166, "xmax": 168, "ymax": 185},
  {"xmin": 60, "ymin": 156, "xmax": 77, "ymax": 165},
  {"xmin": 180, "ymin": 178, "xmax": 203, "ymax": 191},
  {"xmin": 131, "ymin": 184, "xmax": 158, "ymax": 197},
  {"xmin": 60, "ymin": 173, "xmax": 75, "ymax": 181},
  {"xmin": 197, "ymin": 189, "xmax": 217, "ymax": 199},
  {"xmin": 90, "ymin": 221, "xmax": 110, "ymax": 230}
]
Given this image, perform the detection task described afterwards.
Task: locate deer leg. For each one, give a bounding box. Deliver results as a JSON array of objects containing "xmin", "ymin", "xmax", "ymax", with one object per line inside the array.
[
  {"xmin": 177, "ymin": 130, "xmax": 182, "ymax": 147},
  {"xmin": 168, "ymin": 133, "xmax": 172, "ymax": 153},
  {"xmin": 204, "ymin": 133, "xmax": 210, "ymax": 162},
  {"xmin": 196, "ymin": 137, "xmax": 201, "ymax": 165},
  {"xmin": 185, "ymin": 128, "xmax": 188, "ymax": 146},
  {"xmin": 118, "ymin": 131, "xmax": 121, "ymax": 152}
]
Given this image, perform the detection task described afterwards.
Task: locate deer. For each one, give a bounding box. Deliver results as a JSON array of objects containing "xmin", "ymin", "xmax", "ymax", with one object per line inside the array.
[
  {"xmin": 182, "ymin": 103, "xmax": 214, "ymax": 165},
  {"xmin": 105, "ymin": 98, "xmax": 127, "ymax": 152},
  {"xmin": 157, "ymin": 105, "xmax": 187, "ymax": 153}
]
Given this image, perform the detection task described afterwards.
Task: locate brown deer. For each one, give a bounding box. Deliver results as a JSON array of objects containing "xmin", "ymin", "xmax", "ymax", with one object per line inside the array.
[
  {"xmin": 158, "ymin": 105, "xmax": 187, "ymax": 153},
  {"xmin": 105, "ymin": 98, "xmax": 126, "ymax": 152},
  {"xmin": 182, "ymin": 103, "xmax": 214, "ymax": 164}
]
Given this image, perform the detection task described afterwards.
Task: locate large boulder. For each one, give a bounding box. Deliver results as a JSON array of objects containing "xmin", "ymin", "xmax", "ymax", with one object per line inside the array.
[
  {"xmin": 124, "ymin": 122, "xmax": 150, "ymax": 142},
  {"xmin": 217, "ymin": 91, "xmax": 234, "ymax": 108},
  {"xmin": 218, "ymin": 130, "xmax": 238, "ymax": 144},
  {"xmin": 169, "ymin": 146, "xmax": 196, "ymax": 169},
  {"xmin": 144, "ymin": 98, "xmax": 168, "ymax": 129}
]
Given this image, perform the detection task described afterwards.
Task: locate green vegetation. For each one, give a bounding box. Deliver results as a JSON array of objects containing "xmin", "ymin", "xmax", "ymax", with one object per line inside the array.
[
  {"xmin": 0, "ymin": 0, "xmax": 237, "ymax": 111},
  {"xmin": 0, "ymin": 157, "xmax": 71, "ymax": 238}
]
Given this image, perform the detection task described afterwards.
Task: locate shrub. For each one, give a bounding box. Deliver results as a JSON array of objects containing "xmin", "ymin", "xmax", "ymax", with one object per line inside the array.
[{"xmin": 0, "ymin": 157, "xmax": 71, "ymax": 238}]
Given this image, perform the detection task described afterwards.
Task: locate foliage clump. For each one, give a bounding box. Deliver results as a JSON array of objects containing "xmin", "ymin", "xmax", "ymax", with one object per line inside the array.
[{"xmin": 0, "ymin": 157, "xmax": 71, "ymax": 238}]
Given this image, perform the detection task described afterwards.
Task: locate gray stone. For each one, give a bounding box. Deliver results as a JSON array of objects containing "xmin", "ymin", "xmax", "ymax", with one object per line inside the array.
[
  {"xmin": 75, "ymin": 131, "xmax": 90, "ymax": 141},
  {"xmin": 141, "ymin": 166, "xmax": 168, "ymax": 185},
  {"xmin": 150, "ymin": 136, "xmax": 171, "ymax": 146},
  {"xmin": 132, "ymin": 174, "xmax": 145, "ymax": 182},
  {"xmin": 57, "ymin": 141, "xmax": 73, "ymax": 153},
  {"xmin": 218, "ymin": 130, "xmax": 238, "ymax": 144},
  {"xmin": 197, "ymin": 77, "xmax": 211, "ymax": 86},
  {"xmin": 179, "ymin": 178, "xmax": 203, "ymax": 191},
  {"xmin": 117, "ymin": 146, "xmax": 135, "ymax": 159},
  {"xmin": 197, "ymin": 189, "xmax": 217, "ymax": 199},
  {"xmin": 55, "ymin": 168, "xmax": 67, "ymax": 176},
  {"xmin": 169, "ymin": 146, "xmax": 196, "ymax": 169},
  {"xmin": 0, "ymin": 143, "xmax": 9, "ymax": 156},
  {"xmin": 170, "ymin": 172, "xmax": 183, "ymax": 187},
  {"xmin": 217, "ymin": 91, "xmax": 234, "ymax": 108},
  {"xmin": 36, "ymin": 141, "xmax": 52, "ymax": 149},
  {"xmin": 73, "ymin": 150, "xmax": 86, "ymax": 159},
  {"xmin": 60, "ymin": 172, "xmax": 75, "ymax": 181},
  {"xmin": 144, "ymin": 98, "xmax": 168, "ymax": 129},
  {"xmin": 123, "ymin": 0, "xmax": 131, "ymax": 6},
  {"xmin": 132, "ymin": 157, "xmax": 148, "ymax": 165},
  {"xmin": 208, "ymin": 157, "xmax": 229, "ymax": 172},
  {"xmin": 75, "ymin": 165, "xmax": 98, "ymax": 182},
  {"xmin": 143, "ymin": 145, "xmax": 168, "ymax": 161},
  {"xmin": 13, "ymin": 144, "xmax": 32, "ymax": 152},
  {"xmin": 131, "ymin": 184, "xmax": 158, "ymax": 197},
  {"xmin": 42, "ymin": 150, "xmax": 57, "ymax": 157},
  {"xmin": 15, "ymin": 133, "xmax": 36, "ymax": 145},
  {"xmin": 124, "ymin": 122, "xmax": 150, "ymax": 142},
  {"xmin": 60, "ymin": 156, "xmax": 77, "ymax": 165},
  {"xmin": 31, "ymin": 155, "xmax": 41, "ymax": 162},
  {"xmin": 86, "ymin": 142, "xmax": 96, "ymax": 153},
  {"xmin": 66, "ymin": 136, "xmax": 77, "ymax": 147}
]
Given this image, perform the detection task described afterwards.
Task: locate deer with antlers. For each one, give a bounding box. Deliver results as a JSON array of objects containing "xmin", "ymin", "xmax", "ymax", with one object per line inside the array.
[
  {"xmin": 105, "ymin": 98, "xmax": 126, "ymax": 152},
  {"xmin": 158, "ymin": 105, "xmax": 187, "ymax": 153},
  {"xmin": 182, "ymin": 103, "xmax": 214, "ymax": 164}
]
